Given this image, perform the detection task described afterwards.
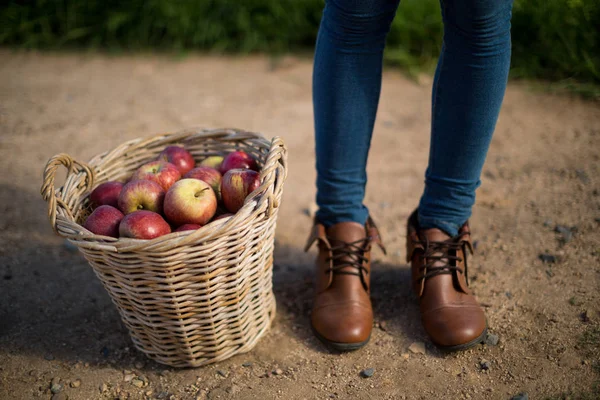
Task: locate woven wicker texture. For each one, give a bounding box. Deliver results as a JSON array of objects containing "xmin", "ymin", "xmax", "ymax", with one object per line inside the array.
[{"xmin": 41, "ymin": 128, "xmax": 287, "ymax": 367}]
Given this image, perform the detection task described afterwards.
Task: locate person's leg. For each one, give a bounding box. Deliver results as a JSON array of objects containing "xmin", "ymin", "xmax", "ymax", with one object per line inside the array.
[
  {"xmin": 406, "ymin": 0, "xmax": 514, "ymax": 352},
  {"xmin": 314, "ymin": 0, "xmax": 400, "ymax": 228},
  {"xmin": 418, "ymin": 0, "xmax": 514, "ymax": 236},
  {"xmin": 308, "ymin": 0, "xmax": 399, "ymax": 351}
]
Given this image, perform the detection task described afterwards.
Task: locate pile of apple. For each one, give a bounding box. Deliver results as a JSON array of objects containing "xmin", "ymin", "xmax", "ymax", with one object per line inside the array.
[{"xmin": 83, "ymin": 146, "xmax": 261, "ymax": 239}]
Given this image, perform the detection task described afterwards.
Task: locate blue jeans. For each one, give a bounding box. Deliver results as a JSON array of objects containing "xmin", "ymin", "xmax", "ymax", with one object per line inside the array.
[{"xmin": 313, "ymin": 0, "xmax": 513, "ymax": 236}]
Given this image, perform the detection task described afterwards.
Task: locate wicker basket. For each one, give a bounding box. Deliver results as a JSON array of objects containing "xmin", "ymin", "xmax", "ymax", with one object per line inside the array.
[{"xmin": 41, "ymin": 128, "xmax": 287, "ymax": 367}]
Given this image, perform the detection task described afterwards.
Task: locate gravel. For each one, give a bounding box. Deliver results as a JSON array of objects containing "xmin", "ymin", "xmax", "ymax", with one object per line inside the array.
[
  {"xmin": 538, "ymin": 254, "xmax": 557, "ymax": 263},
  {"xmin": 485, "ymin": 333, "xmax": 500, "ymax": 346},
  {"xmin": 360, "ymin": 368, "xmax": 375, "ymax": 378},
  {"xmin": 479, "ymin": 359, "xmax": 491, "ymax": 371},
  {"xmin": 408, "ymin": 342, "xmax": 426, "ymax": 354}
]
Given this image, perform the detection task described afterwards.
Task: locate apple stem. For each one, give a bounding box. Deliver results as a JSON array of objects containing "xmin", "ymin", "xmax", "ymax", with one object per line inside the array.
[
  {"xmin": 194, "ymin": 188, "xmax": 210, "ymax": 198},
  {"xmin": 138, "ymin": 205, "xmax": 143, "ymax": 209}
]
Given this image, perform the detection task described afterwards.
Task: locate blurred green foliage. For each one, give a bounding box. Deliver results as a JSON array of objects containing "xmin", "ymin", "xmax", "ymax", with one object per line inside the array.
[{"xmin": 1, "ymin": 0, "xmax": 599, "ymax": 86}]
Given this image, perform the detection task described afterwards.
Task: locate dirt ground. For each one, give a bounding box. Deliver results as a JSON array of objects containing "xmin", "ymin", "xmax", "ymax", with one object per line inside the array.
[{"xmin": 0, "ymin": 50, "xmax": 599, "ymax": 400}]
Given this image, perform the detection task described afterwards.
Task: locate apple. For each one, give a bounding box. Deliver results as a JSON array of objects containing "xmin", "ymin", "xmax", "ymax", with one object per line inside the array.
[
  {"xmin": 119, "ymin": 210, "xmax": 171, "ymax": 239},
  {"xmin": 184, "ymin": 166, "xmax": 222, "ymax": 200},
  {"xmin": 163, "ymin": 178, "xmax": 217, "ymax": 226},
  {"xmin": 83, "ymin": 205, "xmax": 124, "ymax": 238},
  {"xmin": 199, "ymin": 156, "xmax": 224, "ymax": 170},
  {"xmin": 131, "ymin": 160, "xmax": 181, "ymax": 191},
  {"xmin": 118, "ymin": 179, "xmax": 165, "ymax": 215},
  {"xmin": 219, "ymin": 151, "xmax": 258, "ymax": 174},
  {"xmin": 89, "ymin": 181, "xmax": 124, "ymax": 208},
  {"xmin": 158, "ymin": 146, "xmax": 196, "ymax": 175},
  {"xmin": 174, "ymin": 223, "xmax": 202, "ymax": 232},
  {"xmin": 221, "ymin": 169, "xmax": 261, "ymax": 213}
]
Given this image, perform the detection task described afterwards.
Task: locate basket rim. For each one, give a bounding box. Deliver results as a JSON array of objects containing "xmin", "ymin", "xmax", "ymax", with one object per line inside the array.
[{"xmin": 44, "ymin": 127, "xmax": 287, "ymax": 252}]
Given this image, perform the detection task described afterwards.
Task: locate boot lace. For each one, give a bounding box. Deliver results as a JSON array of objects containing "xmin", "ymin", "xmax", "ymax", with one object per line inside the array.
[
  {"xmin": 325, "ymin": 237, "xmax": 371, "ymax": 278},
  {"xmin": 415, "ymin": 233, "xmax": 468, "ymax": 282}
]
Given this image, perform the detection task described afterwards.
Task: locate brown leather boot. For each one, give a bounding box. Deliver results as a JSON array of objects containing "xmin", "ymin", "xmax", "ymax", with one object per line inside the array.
[
  {"xmin": 406, "ymin": 210, "xmax": 487, "ymax": 351},
  {"xmin": 304, "ymin": 217, "xmax": 385, "ymax": 351}
]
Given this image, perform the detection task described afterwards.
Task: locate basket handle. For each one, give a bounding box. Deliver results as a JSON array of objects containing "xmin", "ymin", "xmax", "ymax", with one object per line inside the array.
[
  {"xmin": 257, "ymin": 136, "xmax": 288, "ymax": 217},
  {"xmin": 41, "ymin": 153, "xmax": 96, "ymax": 233}
]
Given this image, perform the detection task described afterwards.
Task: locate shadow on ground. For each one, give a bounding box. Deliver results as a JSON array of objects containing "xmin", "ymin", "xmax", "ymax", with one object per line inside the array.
[{"xmin": 0, "ymin": 183, "xmax": 428, "ymax": 372}]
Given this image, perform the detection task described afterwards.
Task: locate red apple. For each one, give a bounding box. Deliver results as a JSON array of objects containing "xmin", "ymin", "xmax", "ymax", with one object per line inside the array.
[
  {"xmin": 219, "ymin": 151, "xmax": 258, "ymax": 174},
  {"xmin": 184, "ymin": 166, "xmax": 222, "ymax": 200},
  {"xmin": 158, "ymin": 146, "xmax": 196, "ymax": 175},
  {"xmin": 174, "ymin": 223, "xmax": 202, "ymax": 232},
  {"xmin": 83, "ymin": 205, "xmax": 124, "ymax": 238},
  {"xmin": 200, "ymin": 156, "xmax": 224, "ymax": 170},
  {"xmin": 221, "ymin": 169, "xmax": 261, "ymax": 213},
  {"xmin": 89, "ymin": 181, "xmax": 124, "ymax": 208},
  {"xmin": 118, "ymin": 179, "xmax": 165, "ymax": 215},
  {"xmin": 131, "ymin": 160, "xmax": 181, "ymax": 191},
  {"xmin": 119, "ymin": 210, "xmax": 171, "ymax": 239},
  {"xmin": 163, "ymin": 178, "xmax": 217, "ymax": 226}
]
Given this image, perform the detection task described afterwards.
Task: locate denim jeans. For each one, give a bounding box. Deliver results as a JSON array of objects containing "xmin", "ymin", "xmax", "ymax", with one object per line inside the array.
[{"xmin": 313, "ymin": 0, "xmax": 513, "ymax": 236}]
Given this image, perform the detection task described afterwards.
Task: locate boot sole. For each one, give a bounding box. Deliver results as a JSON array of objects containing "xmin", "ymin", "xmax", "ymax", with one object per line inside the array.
[
  {"xmin": 311, "ymin": 324, "xmax": 371, "ymax": 352},
  {"xmin": 434, "ymin": 325, "xmax": 488, "ymax": 352}
]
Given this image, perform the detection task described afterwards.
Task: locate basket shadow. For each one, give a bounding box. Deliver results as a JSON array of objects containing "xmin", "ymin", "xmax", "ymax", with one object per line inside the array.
[
  {"xmin": 272, "ymin": 244, "xmax": 428, "ymax": 354},
  {"xmin": 0, "ymin": 182, "xmax": 429, "ymax": 367}
]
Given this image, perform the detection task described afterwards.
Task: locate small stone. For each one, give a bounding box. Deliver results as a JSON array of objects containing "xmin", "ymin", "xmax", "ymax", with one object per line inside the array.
[
  {"xmin": 135, "ymin": 361, "xmax": 145, "ymax": 369},
  {"xmin": 216, "ymin": 370, "xmax": 227, "ymax": 377},
  {"xmin": 401, "ymin": 353, "xmax": 410, "ymax": 360},
  {"xmin": 575, "ymin": 169, "xmax": 590, "ymax": 184},
  {"xmin": 145, "ymin": 390, "xmax": 153, "ymax": 397},
  {"xmin": 70, "ymin": 379, "xmax": 81, "ymax": 388},
  {"xmin": 479, "ymin": 360, "xmax": 491, "ymax": 371},
  {"xmin": 485, "ymin": 333, "xmax": 499, "ymax": 346},
  {"xmin": 580, "ymin": 310, "xmax": 590, "ymax": 323},
  {"xmin": 242, "ymin": 362, "xmax": 253, "ymax": 367},
  {"xmin": 51, "ymin": 393, "xmax": 67, "ymax": 400},
  {"xmin": 51, "ymin": 377, "xmax": 60, "ymax": 386},
  {"xmin": 131, "ymin": 378, "xmax": 144, "ymax": 388},
  {"xmin": 511, "ymin": 393, "xmax": 529, "ymax": 400},
  {"xmin": 273, "ymin": 368, "xmax": 283, "ymax": 376},
  {"xmin": 505, "ymin": 291, "xmax": 513, "ymax": 299},
  {"xmin": 554, "ymin": 225, "xmax": 574, "ymax": 243},
  {"xmin": 124, "ymin": 373, "xmax": 135, "ymax": 382},
  {"xmin": 99, "ymin": 383, "xmax": 108, "ymax": 393},
  {"xmin": 44, "ymin": 354, "xmax": 55, "ymax": 361},
  {"xmin": 195, "ymin": 389, "xmax": 207, "ymax": 400},
  {"xmin": 378, "ymin": 321, "xmax": 388, "ymax": 331},
  {"xmin": 50, "ymin": 383, "xmax": 62, "ymax": 394},
  {"xmin": 408, "ymin": 341, "xmax": 426, "ymax": 354},
  {"xmin": 539, "ymin": 254, "xmax": 556, "ymax": 263},
  {"xmin": 360, "ymin": 368, "xmax": 375, "ymax": 378}
]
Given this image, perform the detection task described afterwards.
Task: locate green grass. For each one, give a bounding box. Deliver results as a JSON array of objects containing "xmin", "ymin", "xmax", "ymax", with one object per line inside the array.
[{"xmin": 1, "ymin": 0, "xmax": 599, "ymax": 94}]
